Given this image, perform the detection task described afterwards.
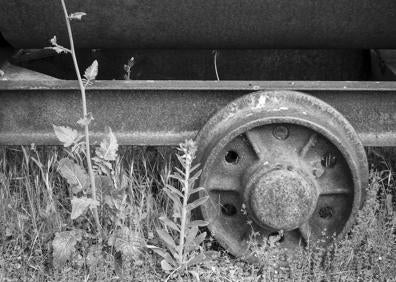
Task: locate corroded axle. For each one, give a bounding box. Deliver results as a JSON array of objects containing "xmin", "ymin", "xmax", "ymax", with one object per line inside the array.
[{"xmin": 244, "ymin": 164, "xmax": 319, "ymax": 231}]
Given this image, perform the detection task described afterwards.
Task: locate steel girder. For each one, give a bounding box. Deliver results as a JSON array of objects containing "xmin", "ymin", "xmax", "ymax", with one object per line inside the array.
[{"xmin": 0, "ymin": 80, "xmax": 395, "ymax": 146}]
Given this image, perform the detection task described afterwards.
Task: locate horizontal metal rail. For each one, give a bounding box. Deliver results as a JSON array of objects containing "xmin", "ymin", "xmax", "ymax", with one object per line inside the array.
[{"xmin": 0, "ymin": 80, "xmax": 396, "ymax": 146}]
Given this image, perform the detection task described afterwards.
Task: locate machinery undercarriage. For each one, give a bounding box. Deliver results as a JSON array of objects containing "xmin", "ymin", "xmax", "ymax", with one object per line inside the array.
[{"xmin": 1, "ymin": 0, "xmax": 396, "ymax": 257}]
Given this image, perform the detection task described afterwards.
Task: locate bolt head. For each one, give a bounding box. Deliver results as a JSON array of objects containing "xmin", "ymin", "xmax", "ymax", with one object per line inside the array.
[
  {"xmin": 273, "ymin": 125, "xmax": 289, "ymax": 140},
  {"xmin": 321, "ymin": 152, "xmax": 337, "ymax": 168}
]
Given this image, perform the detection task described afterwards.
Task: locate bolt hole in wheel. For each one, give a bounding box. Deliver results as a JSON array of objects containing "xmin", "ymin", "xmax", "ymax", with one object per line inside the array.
[
  {"xmin": 221, "ymin": 203, "xmax": 238, "ymax": 216},
  {"xmin": 318, "ymin": 206, "xmax": 334, "ymax": 219},
  {"xmin": 195, "ymin": 91, "xmax": 368, "ymax": 257},
  {"xmin": 225, "ymin": 150, "xmax": 239, "ymax": 164}
]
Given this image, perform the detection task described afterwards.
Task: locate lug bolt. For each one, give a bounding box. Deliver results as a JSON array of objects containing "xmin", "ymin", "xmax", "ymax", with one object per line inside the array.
[
  {"xmin": 273, "ymin": 125, "xmax": 289, "ymax": 140},
  {"xmin": 321, "ymin": 152, "xmax": 337, "ymax": 168},
  {"xmin": 221, "ymin": 203, "xmax": 237, "ymax": 216}
]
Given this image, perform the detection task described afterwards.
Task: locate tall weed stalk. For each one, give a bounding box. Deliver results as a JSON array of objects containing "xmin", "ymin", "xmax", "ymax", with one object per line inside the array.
[
  {"xmin": 47, "ymin": 0, "xmax": 100, "ymax": 234},
  {"xmin": 150, "ymin": 140, "xmax": 210, "ymax": 279},
  {"xmin": 59, "ymin": 0, "xmax": 100, "ymax": 234}
]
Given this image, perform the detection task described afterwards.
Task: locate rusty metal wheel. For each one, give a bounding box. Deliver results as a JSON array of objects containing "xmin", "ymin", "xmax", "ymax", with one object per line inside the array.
[{"xmin": 195, "ymin": 91, "xmax": 368, "ymax": 257}]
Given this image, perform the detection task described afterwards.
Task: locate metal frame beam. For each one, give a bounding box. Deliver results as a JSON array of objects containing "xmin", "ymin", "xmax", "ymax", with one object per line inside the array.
[{"xmin": 0, "ymin": 80, "xmax": 396, "ymax": 146}]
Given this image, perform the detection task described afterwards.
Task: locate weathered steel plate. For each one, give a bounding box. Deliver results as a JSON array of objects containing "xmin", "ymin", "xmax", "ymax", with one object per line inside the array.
[
  {"xmin": 1, "ymin": 0, "xmax": 396, "ymax": 49},
  {"xmin": 0, "ymin": 80, "xmax": 395, "ymax": 146}
]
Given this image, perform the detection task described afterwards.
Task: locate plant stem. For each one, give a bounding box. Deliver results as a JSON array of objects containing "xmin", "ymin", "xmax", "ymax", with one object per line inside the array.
[
  {"xmin": 178, "ymin": 158, "xmax": 191, "ymax": 265},
  {"xmin": 213, "ymin": 50, "xmax": 220, "ymax": 81},
  {"xmin": 60, "ymin": 0, "xmax": 101, "ymax": 235}
]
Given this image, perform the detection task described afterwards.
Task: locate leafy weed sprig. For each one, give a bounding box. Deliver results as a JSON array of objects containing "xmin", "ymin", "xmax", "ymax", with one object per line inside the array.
[
  {"xmin": 46, "ymin": 0, "xmax": 125, "ymax": 269},
  {"xmin": 150, "ymin": 140, "xmax": 210, "ymax": 279},
  {"xmin": 48, "ymin": 0, "xmax": 100, "ymax": 234}
]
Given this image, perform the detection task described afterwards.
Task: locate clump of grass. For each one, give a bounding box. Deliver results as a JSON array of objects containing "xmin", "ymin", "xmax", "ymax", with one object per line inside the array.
[
  {"xmin": 0, "ymin": 145, "xmax": 174, "ymax": 280},
  {"xmin": 330, "ymin": 170, "xmax": 396, "ymax": 280},
  {"xmin": 0, "ymin": 145, "xmax": 396, "ymax": 281}
]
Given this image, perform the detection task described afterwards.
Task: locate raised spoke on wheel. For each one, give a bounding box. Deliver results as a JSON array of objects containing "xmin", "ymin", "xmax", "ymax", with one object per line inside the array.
[
  {"xmin": 318, "ymin": 172, "xmax": 352, "ymax": 196},
  {"xmin": 245, "ymin": 128, "xmax": 270, "ymax": 160},
  {"xmin": 299, "ymin": 133, "xmax": 318, "ymax": 158},
  {"xmin": 320, "ymin": 186, "xmax": 351, "ymax": 195},
  {"xmin": 206, "ymin": 173, "xmax": 241, "ymax": 192}
]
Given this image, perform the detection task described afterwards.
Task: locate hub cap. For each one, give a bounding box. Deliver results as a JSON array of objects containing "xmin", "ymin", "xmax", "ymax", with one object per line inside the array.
[{"xmin": 247, "ymin": 166, "xmax": 319, "ymax": 231}]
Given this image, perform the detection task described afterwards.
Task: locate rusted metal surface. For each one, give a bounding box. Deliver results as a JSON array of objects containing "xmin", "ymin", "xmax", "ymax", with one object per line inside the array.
[
  {"xmin": 245, "ymin": 164, "xmax": 319, "ymax": 231},
  {"xmin": 0, "ymin": 80, "xmax": 395, "ymax": 147},
  {"xmin": 195, "ymin": 91, "xmax": 367, "ymax": 256},
  {"xmin": 1, "ymin": 0, "xmax": 396, "ymax": 49}
]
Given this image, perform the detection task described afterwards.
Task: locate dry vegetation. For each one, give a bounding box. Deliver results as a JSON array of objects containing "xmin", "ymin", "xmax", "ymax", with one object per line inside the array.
[{"xmin": 0, "ymin": 145, "xmax": 395, "ymax": 281}]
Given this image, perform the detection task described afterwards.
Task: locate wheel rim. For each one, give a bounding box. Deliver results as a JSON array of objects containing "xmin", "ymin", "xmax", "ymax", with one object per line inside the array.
[{"xmin": 195, "ymin": 91, "xmax": 368, "ymax": 257}]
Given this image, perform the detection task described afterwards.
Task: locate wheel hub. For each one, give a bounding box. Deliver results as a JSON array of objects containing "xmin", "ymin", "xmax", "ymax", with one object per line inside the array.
[{"xmin": 247, "ymin": 166, "xmax": 319, "ymax": 231}]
